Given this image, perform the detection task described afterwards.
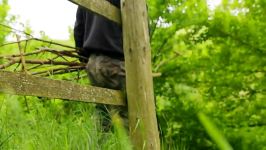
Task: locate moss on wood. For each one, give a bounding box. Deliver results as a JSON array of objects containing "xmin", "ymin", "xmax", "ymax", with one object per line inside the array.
[{"xmin": 0, "ymin": 71, "xmax": 125, "ymax": 106}]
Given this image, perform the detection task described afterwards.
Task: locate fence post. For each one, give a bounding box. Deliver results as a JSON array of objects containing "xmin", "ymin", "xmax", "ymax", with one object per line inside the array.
[{"xmin": 120, "ymin": 0, "xmax": 160, "ymax": 149}]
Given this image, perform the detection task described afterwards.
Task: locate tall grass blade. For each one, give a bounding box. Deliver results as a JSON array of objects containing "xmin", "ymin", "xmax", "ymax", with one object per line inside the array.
[{"xmin": 198, "ymin": 112, "xmax": 233, "ymax": 150}]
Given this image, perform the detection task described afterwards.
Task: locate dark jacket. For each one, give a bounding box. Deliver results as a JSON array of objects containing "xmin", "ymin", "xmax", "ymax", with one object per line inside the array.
[{"xmin": 74, "ymin": 0, "xmax": 123, "ymax": 60}]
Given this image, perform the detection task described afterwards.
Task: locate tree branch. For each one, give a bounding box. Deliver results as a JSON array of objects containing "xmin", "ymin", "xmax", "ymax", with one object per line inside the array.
[
  {"xmin": 42, "ymin": 68, "xmax": 84, "ymax": 77},
  {"xmin": 0, "ymin": 23, "xmax": 33, "ymax": 37},
  {"xmin": 31, "ymin": 66, "xmax": 85, "ymax": 76},
  {"xmin": 0, "ymin": 58, "xmax": 19, "ymax": 69},
  {"xmin": 0, "ymin": 48, "xmax": 86, "ymax": 60},
  {"xmin": 16, "ymin": 35, "xmax": 27, "ymax": 72},
  {"xmin": 0, "ymin": 38, "xmax": 77, "ymax": 49},
  {"xmin": 0, "ymin": 58, "xmax": 86, "ymax": 69}
]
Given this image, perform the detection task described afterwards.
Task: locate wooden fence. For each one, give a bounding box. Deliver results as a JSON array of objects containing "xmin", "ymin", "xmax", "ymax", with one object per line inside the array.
[{"xmin": 0, "ymin": 0, "xmax": 160, "ymax": 149}]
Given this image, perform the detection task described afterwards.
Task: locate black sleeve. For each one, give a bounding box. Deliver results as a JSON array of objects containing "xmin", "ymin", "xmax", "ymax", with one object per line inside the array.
[
  {"xmin": 74, "ymin": 6, "xmax": 85, "ymax": 49},
  {"xmin": 109, "ymin": 0, "xmax": 120, "ymax": 8}
]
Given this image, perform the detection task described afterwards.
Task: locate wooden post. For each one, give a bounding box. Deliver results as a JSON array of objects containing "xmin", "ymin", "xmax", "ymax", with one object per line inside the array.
[{"xmin": 120, "ymin": 0, "xmax": 160, "ymax": 149}]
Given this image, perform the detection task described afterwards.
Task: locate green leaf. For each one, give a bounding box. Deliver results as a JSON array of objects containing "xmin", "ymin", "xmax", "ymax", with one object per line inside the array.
[{"xmin": 198, "ymin": 113, "xmax": 233, "ymax": 150}]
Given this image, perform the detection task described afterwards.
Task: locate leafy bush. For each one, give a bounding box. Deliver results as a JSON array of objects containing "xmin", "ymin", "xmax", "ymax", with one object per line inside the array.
[{"xmin": 0, "ymin": 0, "xmax": 265, "ymax": 149}]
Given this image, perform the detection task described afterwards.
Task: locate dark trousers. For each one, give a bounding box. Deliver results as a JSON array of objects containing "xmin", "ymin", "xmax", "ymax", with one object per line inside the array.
[{"xmin": 85, "ymin": 54, "xmax": 128, "ymax": 131}]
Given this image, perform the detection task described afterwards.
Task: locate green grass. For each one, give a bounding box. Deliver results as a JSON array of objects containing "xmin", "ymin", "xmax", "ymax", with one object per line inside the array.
[
  {"xmin": 0, "ymin": 94, "xmax": 190, "ymax": 150},
  {"xmin": 0, "ymin": 94, "xmax": 132, "ymax": 150},
  {"xmin": 198, "ymin": 113, "xmax": 233, "ymax": 150}
]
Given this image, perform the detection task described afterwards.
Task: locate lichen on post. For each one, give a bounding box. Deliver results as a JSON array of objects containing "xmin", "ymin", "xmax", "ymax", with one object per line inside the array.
[{"xmin": 120, "ymin": 0, "xmax": 161, "ymax": 149}]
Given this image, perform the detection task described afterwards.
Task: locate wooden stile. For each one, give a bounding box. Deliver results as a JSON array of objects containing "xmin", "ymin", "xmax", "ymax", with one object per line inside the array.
[
  {"xmin": 69, "ymin": 0, "xmax": 121, "ymax": 24},
  {"xmin": 120, "ymin": 0, "xmax": 161, "ymax": 149},
  {"xmin": 1, "ymin": 0, "xmax": 161, "ymax": 149},
  {"xmin": 0, "ymin": 71, "xmax": 125, "ymax": 106}
]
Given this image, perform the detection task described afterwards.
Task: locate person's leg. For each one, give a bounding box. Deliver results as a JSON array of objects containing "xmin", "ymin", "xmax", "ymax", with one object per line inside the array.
[{"xmin": 85, "ymin": 54, "xmax": 127, "ymax": 131}]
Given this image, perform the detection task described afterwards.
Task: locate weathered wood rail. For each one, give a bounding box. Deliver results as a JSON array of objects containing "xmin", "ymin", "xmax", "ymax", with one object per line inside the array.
[
  {"xmin": 69, "ymin": 0, "xmax": 121, "ymax": 24},
  {"xmin": 0, "ymin": 71, "xmax": 125, "ymax": 105},
  {"xmin": 0, "ymin": 0, "xmax": 161, "ymax": 149}
]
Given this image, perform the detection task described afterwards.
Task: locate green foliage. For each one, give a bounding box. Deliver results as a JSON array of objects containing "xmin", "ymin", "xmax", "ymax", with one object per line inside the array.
[
  {"xmin": 0, "ymin": 2, "xmax": 131, "ymax": 149},
  {"xmin": 112, "ymin": 113, "xmax": 132, "ymax": 150},
  {"xmin": 0, "ymin": 0, "xmax": 10, "ymax": 45},
  {"xmin": 0, "ymin": 0, "xmax": 265, "ymax": 149},
  {"xmin": 198, "ymin": 113, "xmax": 233, "ymax": 150},
  {"xmin": 149, "ymin": 0, "xmax": 266, "ymax": 149},
  {"xmin": 0, "ymin": 95, "xmax": 132, "ymax": 150}
]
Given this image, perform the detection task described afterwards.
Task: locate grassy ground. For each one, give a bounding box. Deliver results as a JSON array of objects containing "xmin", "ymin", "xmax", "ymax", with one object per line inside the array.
[
  {"xmin": 0, "ymin": 94, "xmax": 188, "ymax": 150},
  {"xmin": 0, "ymin": 94, "xmax": 131, "ymax": 150}
]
